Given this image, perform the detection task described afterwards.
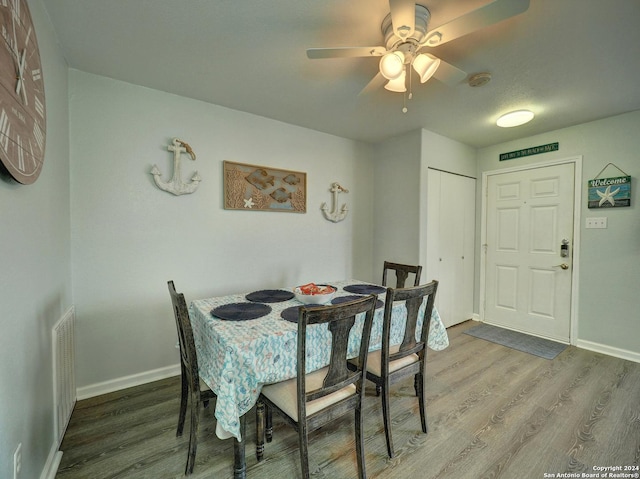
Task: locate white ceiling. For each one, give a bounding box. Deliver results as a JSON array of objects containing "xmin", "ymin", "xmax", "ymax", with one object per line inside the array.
[{"xmin": 42, "ymin": 0, "xmax": 640, "ymax": 148}]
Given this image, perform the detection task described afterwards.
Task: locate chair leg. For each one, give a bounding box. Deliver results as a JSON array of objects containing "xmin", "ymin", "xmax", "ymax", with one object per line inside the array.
[
  {"xmin": 298, "ymin": 424, "xmax": 311, "ymax": 479},
  {"xmin": 185, "ymin": 391, "xmax": 200, "ymax": 475},
  {"xmin": 177, "ymin": 367, "xmax": 188, "ymax": 437},
  {"xmin": 381, "ymin": 382, "xmax": 395, "ymax": 458},
  {"xmin": 417, "ymin": 372, "xmax": 428, "ymax": 434},
  {"xmin": 355, "ymin": 404, "xmax": 367, "ymax": 479},
  {"xmin": 255, "ymin": 400, "xmax": 265, "ymax": 461}
]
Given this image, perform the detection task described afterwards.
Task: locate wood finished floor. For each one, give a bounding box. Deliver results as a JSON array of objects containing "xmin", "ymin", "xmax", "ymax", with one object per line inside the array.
[{"xmin": 56, "ymin": 321, "xmax": 640, "ymax": 479}]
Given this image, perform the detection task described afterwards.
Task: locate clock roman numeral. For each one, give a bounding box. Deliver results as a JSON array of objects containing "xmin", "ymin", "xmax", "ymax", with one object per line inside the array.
[
  {"xmin": 0, "ymin": 109, "xmax": 10, "ymax": 152},
  {"xmin": 34, "ymin": 95, "xmax": 44, "ymax": 118},
  {"xmin": 28, "ymin": 138, "xmax": 36, "ymax": 168},
  {"xmin": 16, "ymin": 134, "xmax": 24, "ymax": 171},
  {"xmin": 32, "ymin": 68, "xmax": 42, "ymax": 82},
  {"xmin": 33, "ymin": 122, "xmax": 43, "ymax": 151},
  {"xmin": 1, "ymin": 24, "xmax": 9, "ymax": 45},
  {"xmin": 12, "ymin": 0, "xmax": 20, "ymax": 19}
]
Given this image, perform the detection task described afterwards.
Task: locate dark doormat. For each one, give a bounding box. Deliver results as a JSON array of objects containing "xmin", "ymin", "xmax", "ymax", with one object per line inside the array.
[{"xmin": 464, "ymin": 323, "xmax": 568, "ymax": 360}]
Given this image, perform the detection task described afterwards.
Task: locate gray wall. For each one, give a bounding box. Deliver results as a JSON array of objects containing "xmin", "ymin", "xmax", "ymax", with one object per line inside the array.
[
  {"xmin": 371, "ymin": 130, "xmax": 422, "ymax": 271},
  {"xmin": 69, "ymin": 70, "xmax": 375, "ymax": 393},
  {"xmin": 476, "ymin": 110, "xmax": 640, "ymax": 355},
  {"xmin": 0, "ymin": 0, "xmax": 71, "ymax": 477}
]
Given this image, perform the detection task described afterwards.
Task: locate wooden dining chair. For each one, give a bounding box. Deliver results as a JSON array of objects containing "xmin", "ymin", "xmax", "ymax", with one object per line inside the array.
[
  {"xmin": 255, "ymin": 294, "xmax": 378, "ymax": 479},
  {"xmin": 364, "ymin": 280, "xmax": 438, "ymax": 458},
  {"xmin": 382, "ymin": 260, "xmax": 423, "ymax": 288},
  {"xmin": 168, "ymin": 281, "xmax": 216, "ymax": 475}
]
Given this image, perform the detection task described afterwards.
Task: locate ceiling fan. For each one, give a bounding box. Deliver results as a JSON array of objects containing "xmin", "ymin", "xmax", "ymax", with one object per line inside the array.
[{"xmin": 307, "ymin": 0, "xmax": 530, "ymax": 97}]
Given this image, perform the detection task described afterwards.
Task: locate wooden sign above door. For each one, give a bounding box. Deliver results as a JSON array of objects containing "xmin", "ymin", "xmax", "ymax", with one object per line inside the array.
[{"xmin": 499, "ymin": 142, "xmax": 559, "ymax": 161}]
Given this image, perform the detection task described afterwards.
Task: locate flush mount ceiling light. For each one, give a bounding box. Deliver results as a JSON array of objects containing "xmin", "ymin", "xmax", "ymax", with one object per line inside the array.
[{"xmin": 496, "ymin": 110, "xmax": 534, "ymax": 127}]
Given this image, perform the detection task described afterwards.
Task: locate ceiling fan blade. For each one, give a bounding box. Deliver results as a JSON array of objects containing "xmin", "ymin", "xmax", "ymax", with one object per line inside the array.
[
  {"xmin": 389, "ymin": 0, "xmax": 416, "ymax": 40},
  {"xmin": 358, "ymin": 72, "xmax": 386, "ymax": 96},
  {"xmin": 433, "ymin": 59, "xmax": 467, "ymax": 86},
  {"xmin": 307, "ymin": 46, "xmax": 386, "ymax": 59},
  {"xmin": 421, "ymin": 0, "xmax": 530, "ymax": 47}
]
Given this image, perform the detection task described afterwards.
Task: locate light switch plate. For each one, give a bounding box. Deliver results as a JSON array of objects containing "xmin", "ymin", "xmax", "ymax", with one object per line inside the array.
[{"xmin": 586, "ymin": 217, "xmax": 607, "ymax": 229}]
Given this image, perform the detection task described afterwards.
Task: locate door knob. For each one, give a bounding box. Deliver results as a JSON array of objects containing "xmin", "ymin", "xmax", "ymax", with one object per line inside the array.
[{"xmin": 554, "ymin": 263, "xmax": 569, "ymax": 270}]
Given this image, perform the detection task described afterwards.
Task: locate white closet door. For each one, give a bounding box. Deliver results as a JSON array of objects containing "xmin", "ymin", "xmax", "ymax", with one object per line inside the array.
[{"xmin": 426, "ymin": 170, "xmax": 475, "ymax": 328}]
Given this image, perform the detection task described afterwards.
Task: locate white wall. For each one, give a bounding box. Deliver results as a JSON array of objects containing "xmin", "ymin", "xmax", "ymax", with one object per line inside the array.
[
  {"xmin": 371, "ymin": 130, "xmax": 422, "ymax": 273},
  {"xmin": 68, "ymin": 70, "xmax": 375, "ymax": 391},
  {"xmin": 0, "ymin": 0, "xmax": 71, "ymax": 477},
  {"xmin": 476, "ymin": 110, "xmax": 640, "ymax": 356},
  {"xmin": 371, "ymin": 128, "xmax": 476, "ymax": 284}
]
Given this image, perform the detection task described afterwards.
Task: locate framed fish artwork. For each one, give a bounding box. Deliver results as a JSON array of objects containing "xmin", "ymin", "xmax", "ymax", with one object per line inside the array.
[{"xmin": 223, "ymin": 161, "xmax": 307, "ymax": 213}]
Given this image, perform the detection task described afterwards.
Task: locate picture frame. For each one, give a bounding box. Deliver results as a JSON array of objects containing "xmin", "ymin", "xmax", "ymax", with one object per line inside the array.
[{"xmin": 223, "ymin": 161, "xmax": 306, "ymax": 213}]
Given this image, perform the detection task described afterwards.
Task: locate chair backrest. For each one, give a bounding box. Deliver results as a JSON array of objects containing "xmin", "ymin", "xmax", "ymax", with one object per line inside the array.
[
  {"xmin": 297, "ymin": 295, "xmax": 377, "ymax": 407},
  {"xmin": 381, "ymin": 281, "xmax": 438, "ymax": 367},
  {"xmin": 168, "ymin": 281, "xmax": 200, "ymax": 395},
  {"xmin": 382, "ymin": 261, "xmax": 423, "ymax": 288}
]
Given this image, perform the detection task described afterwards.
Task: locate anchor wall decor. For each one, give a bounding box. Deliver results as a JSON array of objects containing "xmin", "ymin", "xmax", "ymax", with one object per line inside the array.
[
  {"xmin": 151, "ymin": 138, "xmax": 201, "ymax": 195},
  {"xmin": 321, "ymin": 182, "xmax": 349, "ymax": 223}
]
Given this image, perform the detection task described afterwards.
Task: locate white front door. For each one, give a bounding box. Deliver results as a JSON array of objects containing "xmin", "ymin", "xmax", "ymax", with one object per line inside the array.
[{"xmin": 484, "ymin": 163, "xmax": 575, "ymax": 341}]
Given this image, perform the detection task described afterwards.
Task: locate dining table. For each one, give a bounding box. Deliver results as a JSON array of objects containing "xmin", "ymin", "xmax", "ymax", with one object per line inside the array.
[{"xmin": 189, "ymin": 279, "xmax": 449, "ymax": 478}]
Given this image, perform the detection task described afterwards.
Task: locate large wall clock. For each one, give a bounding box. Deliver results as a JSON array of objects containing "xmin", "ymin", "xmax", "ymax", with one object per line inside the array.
[{"xmin": 0, "ymin": 0, "xmax": 46, "ymax": 185}]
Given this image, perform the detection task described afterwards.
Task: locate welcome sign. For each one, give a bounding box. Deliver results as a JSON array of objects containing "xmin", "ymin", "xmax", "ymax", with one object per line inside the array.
[{"xmin": 587, "ymin": 176, "xmax": 631, "ymax": 208}]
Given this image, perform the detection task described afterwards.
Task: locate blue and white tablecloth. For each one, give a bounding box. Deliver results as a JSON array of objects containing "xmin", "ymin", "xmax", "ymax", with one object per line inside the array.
[{"xmin": 189, "ymin": 279, "xmax": 449, "ymax": 441}]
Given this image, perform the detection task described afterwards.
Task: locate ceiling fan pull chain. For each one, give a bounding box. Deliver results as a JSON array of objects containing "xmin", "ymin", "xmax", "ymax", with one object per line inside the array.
[{"xmin": 403, "ymin": 64, "xmax": 409, "ymax": 113}]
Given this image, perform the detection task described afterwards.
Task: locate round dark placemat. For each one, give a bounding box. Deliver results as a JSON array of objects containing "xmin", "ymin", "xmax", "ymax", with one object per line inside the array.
[
  {"xmin": 342, "ymin": 284, "xmax": 386, "ymax": 295},
  {"xmin": 331, "ymin": 295, "xmax": 384, "ymax": 309},
  {"xmin": 280, "ymin": 305, "xmax": 324, "ymax": 323},
  {"xmin": 211, "ymin": 302, "xmax": 272, "ymax": 321},
  {"xmin": 245, "ymin": 289, "xmax": 295, "ymax": 303}
]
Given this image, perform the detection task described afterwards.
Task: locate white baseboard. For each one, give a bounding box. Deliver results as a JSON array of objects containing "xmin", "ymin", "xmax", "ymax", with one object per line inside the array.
[
  {"xmin": 39, "ymin": 446, "xmax": 62, "ymax": 479},
  {"xmin": 471, "ymin": 313, "xmax": 481, "ymax": 321},
  {"xmin": 576, "ymin": 339, "xmax": 640, "ymax": 364},
  {"xmin": 76, "ymin": 364, "xmax": 181, "ymax": 400}
]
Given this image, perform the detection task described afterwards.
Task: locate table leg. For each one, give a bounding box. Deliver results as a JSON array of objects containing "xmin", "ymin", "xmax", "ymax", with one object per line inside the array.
[{"xmin": 233, "ymin": 415, "xmax": 246, "ymax": 479}]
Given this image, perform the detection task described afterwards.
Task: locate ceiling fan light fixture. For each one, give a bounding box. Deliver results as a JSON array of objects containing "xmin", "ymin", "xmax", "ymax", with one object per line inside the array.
[
  {"xmin": 379, "ymin": 51, "xmax": 405, "ymax": 80},
  {"xmin": 412, "ymin": 53, "xmax": 441, "ymax": 83},
  {"xmin": 496, "ymin": 110, "xmax": 535, "ymax": 128},
  {"xmin": 384, "ymin": 70, "xmax": 407, "ymax": 92}
]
